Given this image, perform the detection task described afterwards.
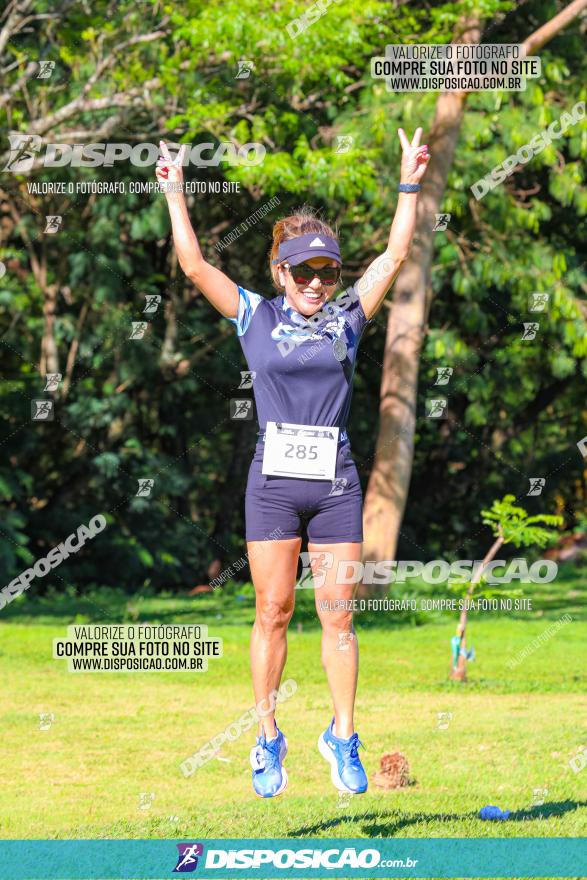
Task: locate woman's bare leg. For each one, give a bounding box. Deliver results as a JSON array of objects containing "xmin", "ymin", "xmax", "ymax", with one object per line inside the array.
[
  {"xmin": 310, "ymin": 541, "xmax": 362, "ymax": 739},
  {"xmin": 248, "ymin": 537, "xmax": 301, "ymax": 738}
]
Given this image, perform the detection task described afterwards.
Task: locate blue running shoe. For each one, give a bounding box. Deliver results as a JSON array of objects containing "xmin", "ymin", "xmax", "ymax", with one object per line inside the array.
[
  {"xmin": 318, "ymin": 718, "xmax": 368, "ymax": 793},
  {"xmin": 250, "ymin": 727, "xmax": 288, "ymax": 798}
]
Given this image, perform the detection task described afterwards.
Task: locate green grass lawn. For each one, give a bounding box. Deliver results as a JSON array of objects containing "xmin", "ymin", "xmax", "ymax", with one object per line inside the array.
[{"xmin": 1, "ymin": 560, "xmax": 586, "ymax": 852}]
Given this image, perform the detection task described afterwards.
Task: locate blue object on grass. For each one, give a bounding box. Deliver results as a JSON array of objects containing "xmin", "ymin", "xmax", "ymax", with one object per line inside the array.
[
  {"xmin": 451, "ymin": 635, "xmax": 460, "ymax": 668},
  {"xmin": 479, "ymin": 805, "xmax": 511, "ymax": 820}
]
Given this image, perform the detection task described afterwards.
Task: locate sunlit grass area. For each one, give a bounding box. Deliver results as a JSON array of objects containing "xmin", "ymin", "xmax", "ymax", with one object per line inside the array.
[{"xmin": 1, "ymin": 560, "xmax": 586, "ymax": 846}]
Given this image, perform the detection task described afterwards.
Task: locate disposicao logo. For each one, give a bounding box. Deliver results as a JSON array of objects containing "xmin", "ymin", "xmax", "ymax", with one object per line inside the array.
[
  {"xmin": 3, "ymin": 134, "xmax": 265, "ymax": 171},
  {"xmin": 173, "ymin": 843, "xmax": 204, "ymax": 873},
  {"xmin": 199, "ymin": 846, "xmax": 382, "ymax": 870}
]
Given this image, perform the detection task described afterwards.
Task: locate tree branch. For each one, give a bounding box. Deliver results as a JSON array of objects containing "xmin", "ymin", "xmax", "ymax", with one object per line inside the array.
[
  {"xmin": 0, "ymin": 0, "xmax": 34, "ymax": 58},
  {"xmin": 521, "ymin": 0, "xmax": 587, "ymax": 56},
  {"xmin": 26, "ymin": 81, "xmax": 161, "ymax": 135},
  {"xmin": 61, "ymin": 299, "xmax": 90, "ymax": 400},
  {"xmin": 0, "ymin": 58, "xmax": 37, "ymax": 108}
]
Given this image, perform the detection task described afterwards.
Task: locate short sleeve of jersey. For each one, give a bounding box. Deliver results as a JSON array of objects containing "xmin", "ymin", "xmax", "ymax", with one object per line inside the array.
[{"xmin": 226, "ymin": 285, "xmax": 265, "ymax": 337}]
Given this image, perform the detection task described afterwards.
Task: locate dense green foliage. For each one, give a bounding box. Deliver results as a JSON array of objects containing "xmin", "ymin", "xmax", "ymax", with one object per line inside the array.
[{"xmin": 1, "ymin": 0, "xmax": 585, "ymax": 591}]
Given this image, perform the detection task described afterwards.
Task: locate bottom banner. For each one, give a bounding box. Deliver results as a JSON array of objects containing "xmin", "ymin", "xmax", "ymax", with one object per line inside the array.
[{"xmin": 0, "ymin": 838, "xmax": 585, "ymax": 878}]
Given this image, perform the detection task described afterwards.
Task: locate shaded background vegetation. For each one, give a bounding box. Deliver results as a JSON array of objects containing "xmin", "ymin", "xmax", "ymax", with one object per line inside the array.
[{"xmin": 0, "ymin": 0, "xmax": 586, "ymax": 592}]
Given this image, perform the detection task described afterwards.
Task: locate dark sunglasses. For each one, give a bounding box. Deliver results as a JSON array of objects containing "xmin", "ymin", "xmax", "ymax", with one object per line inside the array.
[{"xmin": 285, "ymin": 262, "xmax": 341, "ymax": 286}]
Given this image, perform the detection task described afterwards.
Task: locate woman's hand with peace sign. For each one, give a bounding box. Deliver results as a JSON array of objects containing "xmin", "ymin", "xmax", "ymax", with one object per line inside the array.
[
  {"xmin": 353, "ymin": 127, "xmax": 430, "ymax": 320},
  {"xmin": 398, "ymin": 127, "xmax": 430, "ymax": 186},
  {"xmin": 156, "ymin": 141, "xmax": 187, "ymax": 195},
  {"xmin": 157, "ymin": 138, "xmax": 239, "ymax": 320}
]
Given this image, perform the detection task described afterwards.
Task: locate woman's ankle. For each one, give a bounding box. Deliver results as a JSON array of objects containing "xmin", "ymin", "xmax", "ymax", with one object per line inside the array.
[
  {"xmin": 333, "ymin": 717, "xmax": 354, "ymax": 739},
  {"xmin": 258, "ymin": 719, "xmax": 277, "ymax": 740}
]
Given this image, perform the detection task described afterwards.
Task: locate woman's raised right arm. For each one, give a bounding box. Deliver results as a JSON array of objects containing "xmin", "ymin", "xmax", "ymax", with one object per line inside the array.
[{"xmin": 158, "ymin": 142, "xmax": 239, "ymax": 320}]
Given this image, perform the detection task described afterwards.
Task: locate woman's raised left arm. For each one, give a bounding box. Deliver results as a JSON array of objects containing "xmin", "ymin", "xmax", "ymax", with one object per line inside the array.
[{"xmin": 355, "ymin": 126, "xmax": 430, "ymax": 321}]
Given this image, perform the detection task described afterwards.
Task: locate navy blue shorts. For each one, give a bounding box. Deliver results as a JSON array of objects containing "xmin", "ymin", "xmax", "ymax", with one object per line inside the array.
[{"xmin": 245, "ymin": 441, "xmax": 363, "ymax": 544}]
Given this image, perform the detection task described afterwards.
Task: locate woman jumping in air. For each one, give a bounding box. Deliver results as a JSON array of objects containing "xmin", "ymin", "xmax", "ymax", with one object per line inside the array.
[{"xmin": 157, "ymin": 129, "xmax": 430, "ymax": 798}]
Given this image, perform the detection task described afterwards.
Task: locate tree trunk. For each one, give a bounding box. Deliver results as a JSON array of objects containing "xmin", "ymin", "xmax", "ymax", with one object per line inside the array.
[
  {"xmin": 449, "ymin": 533, "xmax": 503, "ymax": 681},
  {"xmin": 37, "ymin": 234, "xmax": 60, "ymax": 380},
  {"xmin": 362, "ymin": 1, "xmax": 587, "ymax": 572},
  {"xmin": 450, "ymin": 651, "xmax": 468, "ymax": 681},
  {"xmin": 362, "ymin": 17, "xmax": 480, "ymax": 569}
]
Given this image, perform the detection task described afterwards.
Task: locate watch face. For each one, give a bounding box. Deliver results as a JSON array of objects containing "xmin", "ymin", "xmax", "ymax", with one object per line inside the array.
[{"xmin": 332, "ymin": 338, "xmax": 348, "ymax": 361}]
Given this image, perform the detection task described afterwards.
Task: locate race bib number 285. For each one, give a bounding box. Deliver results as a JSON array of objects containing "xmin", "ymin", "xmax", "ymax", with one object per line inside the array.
[{"xmin": 262, "ymin": 422, "xmax": 339, "ymax": 480}]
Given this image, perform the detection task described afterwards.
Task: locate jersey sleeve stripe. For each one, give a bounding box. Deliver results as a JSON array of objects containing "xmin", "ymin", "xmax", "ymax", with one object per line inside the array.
[{"xmin": 226, "ymin": 285, "xmax": 265, "ymax": 336}]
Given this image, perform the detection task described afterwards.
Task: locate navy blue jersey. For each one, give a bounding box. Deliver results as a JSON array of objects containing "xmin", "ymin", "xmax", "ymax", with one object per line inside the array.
[{"xmin": 227, "ymin": 286, "xmax": 371, "ymax": 435}]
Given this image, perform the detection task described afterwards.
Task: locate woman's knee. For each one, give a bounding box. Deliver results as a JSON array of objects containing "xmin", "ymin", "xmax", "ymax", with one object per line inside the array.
[
  {"xmin": 318, "ymin": 608, "xmax": 354, "ymax": 635},
  {"xmin": 256, "ymin": 597, "xmax": 294, "ymax": 634}
]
